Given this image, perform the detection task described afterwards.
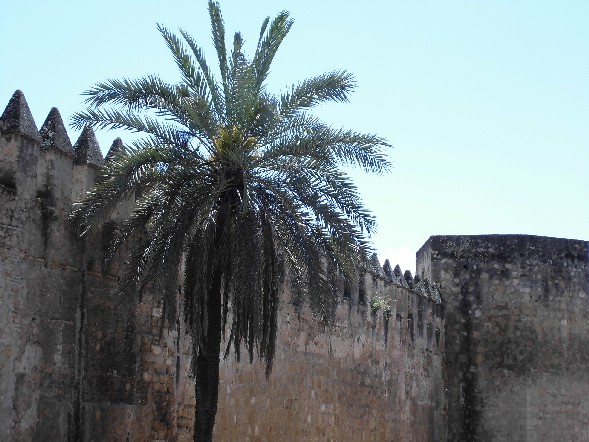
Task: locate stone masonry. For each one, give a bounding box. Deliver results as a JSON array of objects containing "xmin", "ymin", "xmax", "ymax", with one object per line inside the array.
[
  {"xmin": 418, "ymin": 235, "xmax": 589, "ymax": 441},
  {"xmin": 1, "ymin": 90, "xmax": 588, "ymax": 441},
  {"xmin": 1, "ymin": 90, "xmax": 444, "ymax": 441},
  {"xmin": 214, "ymin": 266, "xmax": 445, "ymax": 442}
]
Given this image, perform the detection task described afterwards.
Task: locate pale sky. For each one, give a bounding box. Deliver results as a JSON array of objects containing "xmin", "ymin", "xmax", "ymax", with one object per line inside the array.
[{"xmin": 2, "ymin": 1, "xmax": 588, "ymax": 273}]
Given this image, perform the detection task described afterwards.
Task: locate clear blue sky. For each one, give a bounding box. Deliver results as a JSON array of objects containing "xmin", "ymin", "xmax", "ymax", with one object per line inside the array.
[{"xmin": 2, "ymin": 1, "xmax": 588, "ymax": 273}]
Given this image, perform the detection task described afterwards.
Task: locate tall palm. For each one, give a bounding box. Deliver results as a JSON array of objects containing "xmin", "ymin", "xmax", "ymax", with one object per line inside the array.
[{"xmin": 71, "ymin": 2, "xmax": 390, "ymax": 440}]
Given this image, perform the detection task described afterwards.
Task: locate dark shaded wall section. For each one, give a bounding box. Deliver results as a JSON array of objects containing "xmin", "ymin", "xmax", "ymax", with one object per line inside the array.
[
  {"xmin": 418, "ymin": 234, "xmax": 589, "ymax": 442},
  {"xmin": 0, "ymin": 91, "xmax": 193, "ymax": 442}
]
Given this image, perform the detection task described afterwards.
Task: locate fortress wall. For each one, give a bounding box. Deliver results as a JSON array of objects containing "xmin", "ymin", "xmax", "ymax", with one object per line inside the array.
[
  {"xmin": 0, "ymin": 95, "xmax": 79, "ymax": 441},
  {"xmin": 215, "ymin": 270, "xmax": 445, "ymax": 442},
  {"xmin": 0, "ymin": 91, "xmax": 194, "ymax": 441},
  {"xmin": 0, "ymin": 90, "xmax": 446, "ymax": 441},
  {"xmin": 418, "ymin": 235, "xmax": 589, "ymax": 442}
]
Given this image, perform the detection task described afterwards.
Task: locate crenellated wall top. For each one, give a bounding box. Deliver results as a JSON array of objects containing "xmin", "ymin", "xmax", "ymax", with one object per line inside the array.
[
  {"xmin": 0, "ymin": 89, "xmax": 446, "ymax": 305},
  {"xmin": 0, "ymin": 90, "xmax": 111, "ymax": 167},
  {"xmin": 371, "ymin": 256, "xmax": 443, "ymax": 304}
]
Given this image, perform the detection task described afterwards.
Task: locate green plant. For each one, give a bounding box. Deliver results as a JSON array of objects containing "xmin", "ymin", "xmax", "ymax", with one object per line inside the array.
[
  {"xmin": 71, "ymin": 2, "xmax": 390, "ymax": 440},
  {"xmin": 370, "ymin": 295, "xmax": 390, "ymax": 315}
]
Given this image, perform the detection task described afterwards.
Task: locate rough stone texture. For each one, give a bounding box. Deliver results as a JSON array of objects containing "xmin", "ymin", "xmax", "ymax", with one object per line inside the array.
[
  {"xmin": 0, "ymin": 90, "xmax": 41, "ymax": 142},
  {"xmin": 417, "ymin": 235, "xmax": 589, "ymax": 442},
  {"xmin": 73, "ymin": 126, "xmax": 104, "ymax": 167},
  {"xmin": 1, "ymin": 93, "xmax": 445, "ymax": 441},
  {"xmin": 0, "ymin": 93, "xmax": 193, "ymax": 441},
  {"xmin": 215, "ymin": 272, "xmax": 445, "ymax": 441},
  {"xmin": 39, "ymin": 108, "xmax": 75, "ymax": 156},
  {"xmin": 5, "ymin": 92, "xmax": 589, "ymax": 442},
  {"xmin": 105, "ymin": 137, "xmax": 124, "ymax": 162}
]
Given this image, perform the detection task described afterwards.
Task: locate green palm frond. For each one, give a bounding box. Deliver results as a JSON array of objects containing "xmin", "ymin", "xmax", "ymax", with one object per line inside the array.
[
  {"xmin": 72, "ymin": 107, "xmax": 191, "ymax": 146},
  {"xmin": 78, "ymin": 76, "xmax": 217, "ymax": 144},
  {"xmin": 157, "ymin": 25, "xmax": 207, "ymax": 96},
  {"xmin": 278, "ymin": 71, "xmax": 355, "ymax": 117},
  {"xmin": 179, "ymin": 28, "xmax": 225, "ymax": 119},
  {"xmin": 208, "ymin": 1, "xmax": 230, "ymax": 108},
  {"xmin": 252, "ymin": 11, "xmax": 293, "ymax": 89}
]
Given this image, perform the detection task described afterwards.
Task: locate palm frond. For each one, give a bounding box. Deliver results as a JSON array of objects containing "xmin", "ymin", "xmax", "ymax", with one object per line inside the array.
[
  {"xmin": 80, "ymin": 76, "xmax": 217, "ymax": 143},
  {"xmin": 261, "ymin": 119, "xmax": 392, "ymax": 173},
  {"xmin": 208, "ymin": 1, "xmax": 230, "ymax": 108},
  {"xmin": 157, "ymin": 25, "xmax": 207, "ymax": 95},
  {"xmin": 72, "ymin": 107, "xmax": 191, "ymax": 146},
  {"xmin": 252, "ymin": 11, "xmax": 293, "ymax": 90},
  {"xmin": 278, "ymin": 71, "xmax": 355, "ymax": 117},
  {"xmin": 179, "ymin": 28, "xmax": 226, "ymax": 119}
]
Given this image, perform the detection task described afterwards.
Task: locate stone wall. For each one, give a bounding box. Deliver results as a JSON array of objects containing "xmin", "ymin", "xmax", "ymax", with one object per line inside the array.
[
  {"xmin": 417, "ymin": 235, "xmax": 589, "ymax": 442},
  {"xmin": 0, "ymin": 90, "xmax": 194, "ymax": 441},
  {"xmin": 1, "ymin": 90, "xmax": 446, "ymax": 441},
  {"xmin": 216, "ymin": 268, "xmax": 446, "ymax": 441},
  {"xmin": 5, "ymin": 90, "xmax": 589, "ymax": 442}
]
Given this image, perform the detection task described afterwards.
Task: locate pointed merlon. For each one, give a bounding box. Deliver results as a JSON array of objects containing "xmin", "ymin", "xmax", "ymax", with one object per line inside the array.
[
  {"xmin": 393, "ymin": 264, "xmax": 403, "ymax": 278},
  {"xmin": 404, "ymin": 270, "xmax": 414, "ymax": 288},
  {"xmin": 369, "ymin": 253, "xmax": 383, "ymax": 276},
  {"xmin": 0, "ymin": 90, "xmax": 41, "ymax": 141},
  {"xmin": 105, "ymin": 137, "xmax": 123, "ymax": 162},
  {"xmin": 74, "ymin": 126, "xmax": 104, "ymax": 166},
  {"xmin": 382, "ymin": 259, "xmax": 393, "ymax": 280},
  {"xmin": 40, "ymin": 107, "xmax": 74, "ymax": 156}
]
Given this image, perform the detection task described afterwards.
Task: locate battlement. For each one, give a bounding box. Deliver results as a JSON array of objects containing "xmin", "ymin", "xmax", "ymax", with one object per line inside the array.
[
  {"xmin": 0, "ymin": 90, "xmax": 447, "ymax": 441},
  {"xmin": 0, "ymin": 89, "xmax": 445, "ymax": 306},
  {"xmin": 0, "ymin": 89, "xmax": 445, "ymax": 333},
  {"xmin": 0, "ymin": 90, "xmax": 111, "ymax": 206},
  {"xmin": 376, "ymin": 257, "xmax": 443, "ymax": 304},
  {"xmin": 2, "ymin": 90, "xmax": 588, "ymax": 442}
]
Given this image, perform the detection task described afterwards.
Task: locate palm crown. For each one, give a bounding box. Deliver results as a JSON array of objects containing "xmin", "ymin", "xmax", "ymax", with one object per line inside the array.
[{"xmin": 71, "ymin": 1, "xmax": 389, "ymax": 439}]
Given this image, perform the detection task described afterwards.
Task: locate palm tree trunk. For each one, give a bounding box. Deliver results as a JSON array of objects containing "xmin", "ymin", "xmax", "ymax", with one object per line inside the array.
[
  {"xmin": 193, "ymin": 261, "xmax": 223, "ymax": 441},
  {"xmin": 193, "ymin": 201, "xmax": 228, "ymax": 442}
]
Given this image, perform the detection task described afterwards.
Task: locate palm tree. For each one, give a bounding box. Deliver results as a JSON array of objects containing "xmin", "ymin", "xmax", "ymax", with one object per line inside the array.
[{"xmin": 71, "ymin": 1, "xmax": 390, "ymax": 440}]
